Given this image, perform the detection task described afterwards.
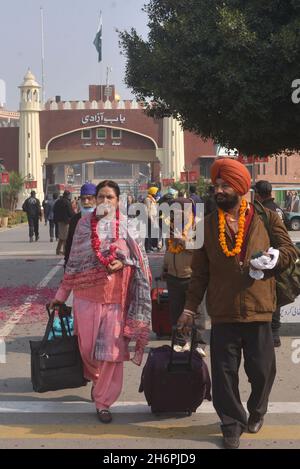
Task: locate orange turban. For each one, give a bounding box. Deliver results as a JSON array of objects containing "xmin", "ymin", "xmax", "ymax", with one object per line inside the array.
[{"xmin": 210, "ymin": 158, "xmax": 251, "ymax": 195}]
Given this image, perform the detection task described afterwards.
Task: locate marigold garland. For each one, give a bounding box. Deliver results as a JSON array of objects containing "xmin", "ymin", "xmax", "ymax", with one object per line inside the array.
[
  {"xmin": 91, "ymin": 208, "xmax": 120, "ymax": 267},
  {"xmin": 218, "ymin": 199, "xmax": 247, "ymax": 257},
  {"xmin": 168, "ymin": 239, "xmax": 185, "ymax": 254}
]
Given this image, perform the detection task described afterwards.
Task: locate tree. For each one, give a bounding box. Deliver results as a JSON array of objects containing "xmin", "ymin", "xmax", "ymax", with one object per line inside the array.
[
  {"xmin": 119, "ymin": 0, "xmax": 300, "ymax": 157},
  {"xmin": 3, "ymin": 172, "xmax": 24, "ymax": 211}
]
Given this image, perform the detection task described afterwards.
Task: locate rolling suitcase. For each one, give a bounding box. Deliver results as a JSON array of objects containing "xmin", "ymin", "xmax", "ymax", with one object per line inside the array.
[
  {"xmin": 139, "ymin": 327, "xmax": 211, "ymax": 414},
  {"xmin": 151, "ymin": 278, "xmax": 172, "ymax": 337}
]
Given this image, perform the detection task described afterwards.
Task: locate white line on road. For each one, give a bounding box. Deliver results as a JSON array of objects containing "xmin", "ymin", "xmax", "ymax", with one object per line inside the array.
[
  {"xmin": 0, "ymin": 260, "xmax": 63, "ymax": 338},
  {"xmin": 0, "ymin": 401, "xmax": 299, "ymax": 414},
  {"xmin": 0, "ymin": 252, "xmax": 57, "ymax": 256}
]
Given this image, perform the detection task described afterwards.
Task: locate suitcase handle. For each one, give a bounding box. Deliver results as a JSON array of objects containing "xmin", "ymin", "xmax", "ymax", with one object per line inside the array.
[{"xmin": 168, "ymin": 325, "xmax": 197, "ymax": 371}]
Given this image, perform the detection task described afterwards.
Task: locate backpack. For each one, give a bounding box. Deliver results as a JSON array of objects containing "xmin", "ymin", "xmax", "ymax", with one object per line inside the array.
[{"xmin": 254, "ymin": 200, "xmax": 300, "ymax": 307}]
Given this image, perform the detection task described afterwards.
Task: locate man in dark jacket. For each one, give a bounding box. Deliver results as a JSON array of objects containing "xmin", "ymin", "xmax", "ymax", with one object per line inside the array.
[
  {"xmin": 22, "ymin": 191, "xmax": 42, "ymax": 242},
  {"xmin": 53, "ymin": 191, "xmax": 74, "ymax": 255},
  {"xmin": 64, "ymin": 183, "xmax": 97, "ymax": 267},
  {"xmin": 178, "ymin": 159, "xmax": 297, "ymax": 449},
  {"xmin": 254, "ymin": 180, "xmax": 289, "ymax": 347}
]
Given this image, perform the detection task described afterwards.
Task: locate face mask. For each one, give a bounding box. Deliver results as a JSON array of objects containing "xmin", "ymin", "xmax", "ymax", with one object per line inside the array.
[
  {"xmin": 96, "ymin": 203, "xmax": 113, "ymax": 218},
  {"xmin": 81, "ymin": 206, "xmax": 95, "ymax": 217}
]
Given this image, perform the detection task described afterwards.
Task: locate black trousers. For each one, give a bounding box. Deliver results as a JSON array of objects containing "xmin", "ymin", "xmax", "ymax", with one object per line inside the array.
[
  {"xmin": 210, "ymin": 322, "xmax": 276, "ymax": 437},
  {"xmin": 166, "ymin": 275, "xmax": 191, "ymax": 326},
  {"xmin": 49, "ymin": 220, "xmax": 59, "ymax": 240},
  {"xmin": 28, "ymin": 216, "xmax": 39, "ymax": 239},
  {"xmin": 271, "ymin": 307, "xmax": 281, "ymax": 334}
]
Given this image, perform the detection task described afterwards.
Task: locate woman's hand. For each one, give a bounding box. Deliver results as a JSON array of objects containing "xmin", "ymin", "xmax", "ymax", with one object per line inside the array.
[
  {"xmin": 49, "ymin": 299, "xmax": 64, "ymax": 310},
  {"xmin": 107, "ymin": 260, "xmax": 124, "ymax": 274}
]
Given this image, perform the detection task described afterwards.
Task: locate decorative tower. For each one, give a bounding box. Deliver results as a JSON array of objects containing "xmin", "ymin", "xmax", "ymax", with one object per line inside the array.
[
  {"xmin": 18, "ymin": 70, "xmax": 43, "ymax": 207},
  {"xmin": 162, "ymin": 117, "xmax": 185, "ymax": 180}
]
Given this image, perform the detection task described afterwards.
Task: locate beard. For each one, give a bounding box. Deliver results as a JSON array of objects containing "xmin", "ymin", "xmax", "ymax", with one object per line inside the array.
[{"xmin": 215, "ymin": 193, "xmax": 239, "ymax": 211}]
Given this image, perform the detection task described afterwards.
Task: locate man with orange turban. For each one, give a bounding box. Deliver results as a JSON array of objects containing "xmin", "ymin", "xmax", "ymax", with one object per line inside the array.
[{"xmin": 177, "ymin": 157, "xmax": 296, "ymax": 449}]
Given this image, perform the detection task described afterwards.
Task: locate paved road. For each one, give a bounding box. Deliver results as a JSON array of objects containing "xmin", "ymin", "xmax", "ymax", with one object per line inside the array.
[{"xmin": 0, "ymin": 222, "xmax": 300, "ymax": 449}]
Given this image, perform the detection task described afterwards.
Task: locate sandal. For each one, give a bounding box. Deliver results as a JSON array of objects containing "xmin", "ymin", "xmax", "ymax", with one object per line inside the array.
[{"xmin": 97, "ymin": 409, "xmax": 112, "ymax": 424}]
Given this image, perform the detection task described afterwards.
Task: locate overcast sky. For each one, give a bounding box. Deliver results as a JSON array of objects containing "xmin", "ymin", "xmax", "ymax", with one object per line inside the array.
[{"xmin": 0, "ymin": 0, "xmax": 148, "ymax": 110}]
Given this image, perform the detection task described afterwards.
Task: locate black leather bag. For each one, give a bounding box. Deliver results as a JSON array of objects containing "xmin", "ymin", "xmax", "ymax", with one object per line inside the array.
[{"xmin": 30, "ymin": 304, "xmax": 87, "ymax": 393}]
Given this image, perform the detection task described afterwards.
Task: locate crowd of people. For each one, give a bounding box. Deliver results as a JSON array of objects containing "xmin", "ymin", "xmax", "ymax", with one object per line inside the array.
[{"xmin": 21, "ymin": 160, "xmax": 296, "ymax": 449}]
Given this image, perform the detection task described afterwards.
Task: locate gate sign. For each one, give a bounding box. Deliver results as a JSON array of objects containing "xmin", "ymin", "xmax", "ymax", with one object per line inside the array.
[
  {"xmin": 180, "ymin": 171, "xmax": 198, "ymax": 183},
  {"xmin": 162, "ymin": 178, "xmax": 175, "ymax": 186},
  {"xmin": 25, "ymin": 181, "xmax": 37, "ymax": 189},
  {"xmin": 1, "ymin": 172, "xmax": 9, "ymax": 184},
  {"xmin": 238, "ymin": 155, "xmax": 269, "ymax": 164}
]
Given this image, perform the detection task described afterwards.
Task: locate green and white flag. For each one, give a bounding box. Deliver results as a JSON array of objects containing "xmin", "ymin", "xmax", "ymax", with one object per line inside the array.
[{"xmin": 93, "ymin": 12, "xmax": 102, "ymax": 63}]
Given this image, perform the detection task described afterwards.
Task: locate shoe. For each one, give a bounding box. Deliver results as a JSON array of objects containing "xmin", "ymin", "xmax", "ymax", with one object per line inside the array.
[
  {"xmin": 35, "ymin": 236, "xmax": 39, "ymax": 242},
  {"xmin": 50, "ymin": 238, "xmax": 54, "ymax": 243},
  {"xmin": 273, "ymin": 335, "xmax": 281, "ymax": 347},
  {"xmin": 97, "ymin": 409, "xmax": 112, "ymax": 424},
  {"xmin": 30, "ymin": 237, "xmax": 33, "ymax": 243},
  {"xmin": 248, "ymin": 416, "xmax": 264, "ymax": 434},
  {"xmin": 223, "ymin": 435, "xmax": 240, "ymax": 449}
]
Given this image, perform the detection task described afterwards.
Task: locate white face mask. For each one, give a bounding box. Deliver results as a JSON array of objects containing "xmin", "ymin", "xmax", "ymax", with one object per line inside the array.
[
  {"xmin": 96, "ymin": 203, "xmax": 115, "ymax": 219},
  {"xmin": 80, "ymin": 206, "xmax": 95, "ymax": 217}
]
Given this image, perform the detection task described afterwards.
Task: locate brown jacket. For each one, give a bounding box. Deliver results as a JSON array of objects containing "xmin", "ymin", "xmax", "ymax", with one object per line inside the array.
[
  {"xmin": 163, "ymin": 250, "xmax": 194, "ymax": 279},
  {"xmin": 185, "ymin": 205, "xmax": 297, "ymax": 324}
]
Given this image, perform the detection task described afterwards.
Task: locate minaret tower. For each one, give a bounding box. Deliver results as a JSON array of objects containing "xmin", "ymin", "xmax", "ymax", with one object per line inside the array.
[
  {"xmin": 162, "ymin": 117, "xmax": 185, "ymax": 180},
  {"xmin": 18, "ymin": 70, "xmax": 43, "ymax": 206}
]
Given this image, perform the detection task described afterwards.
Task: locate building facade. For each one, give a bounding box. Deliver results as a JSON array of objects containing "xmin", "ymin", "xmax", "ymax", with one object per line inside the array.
[{"xmin": 0, "ymin": 70, "xmax": 300, "ymax": 206}]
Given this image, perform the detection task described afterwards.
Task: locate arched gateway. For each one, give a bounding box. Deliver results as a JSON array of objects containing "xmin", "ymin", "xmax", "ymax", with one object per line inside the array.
[{"xmin": 17, "ymin": 70, "xmax": 215, "ymax": 205}]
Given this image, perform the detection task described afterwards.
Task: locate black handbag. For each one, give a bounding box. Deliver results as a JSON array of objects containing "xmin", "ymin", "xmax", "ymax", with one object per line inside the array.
[{"xmin": 30, "ymin": 304, "xmax": 88, "ymax": 393}]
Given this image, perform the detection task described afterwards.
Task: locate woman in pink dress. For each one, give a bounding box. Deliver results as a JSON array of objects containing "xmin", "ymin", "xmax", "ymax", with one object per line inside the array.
[{"xmin": 50, "ymin": 180, "xmax": 152, "ymax": 423}]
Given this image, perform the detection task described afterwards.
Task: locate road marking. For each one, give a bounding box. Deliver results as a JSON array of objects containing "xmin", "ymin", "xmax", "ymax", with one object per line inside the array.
[
  {"xmin": 0, "ymin": 260, "xmax": 63, "ymax": 338},
  {"xmin": 0, "ymin": 401, "xmax": 300, "ymax": 414},
  {"xmin": 0, "ymin": 252, "xmax": 58, "ymax": 256},
  {"xmin": 0, "ymin": 424, "xmax": 300, "ymax": 441}
]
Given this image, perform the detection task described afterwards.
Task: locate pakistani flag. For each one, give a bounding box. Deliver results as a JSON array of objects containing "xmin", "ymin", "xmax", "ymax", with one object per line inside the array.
[{"xmin": 93, "ymin": 12, "xmax": 102, "ymax": 62}]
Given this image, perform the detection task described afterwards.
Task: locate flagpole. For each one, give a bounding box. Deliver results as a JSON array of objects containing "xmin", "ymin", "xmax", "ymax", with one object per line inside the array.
[
  {"xmin": 40, "ymin": 6, "xmax": 45, "ymax": 104},
  {"xmin": 99, "ymin": 10, "xmax": 103, "ymax": 103}
]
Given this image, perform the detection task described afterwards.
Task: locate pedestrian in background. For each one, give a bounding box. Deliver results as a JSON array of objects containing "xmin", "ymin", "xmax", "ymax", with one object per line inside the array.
[
  {"xmin": 253, "ymin": 180, "xmax": 289, "ymax": 347},
  {"xmin": 22, "ymin": 191, "xmax": 42, "ymax": 243},
  {"xmin": 144, "ymin": 187, "xmax": 159, "ymax": 253},
  {"xmin": 64, "ymin": 183, "xmax": 97, "ymax": 267},
  {"xmin": 45, "ymin": 193, "xmax": 59, "ymax": 243},
  {"xmin": 53, "ymin": 191, "xmax": 74, "ymax": 255},
  {"xmin": 42, "ymin": 196, "xmax": 49, "ymax": 226}
]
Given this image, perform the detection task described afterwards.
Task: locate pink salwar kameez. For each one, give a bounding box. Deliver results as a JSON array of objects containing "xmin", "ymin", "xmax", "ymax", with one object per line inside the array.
[{"xmin": 55, "ymin": 238, "xmax": 132, "ymax": 410}]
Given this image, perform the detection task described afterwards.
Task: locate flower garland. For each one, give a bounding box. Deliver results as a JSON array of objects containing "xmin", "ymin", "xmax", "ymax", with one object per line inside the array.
[
  {"xmin": 167, "ymin": 211, "xmax": 195, "ymax": 255},
  {"xmin": 218, "ymin": 199, "xmax": 247, "ymax": 257},
  {"xmin": 168, "ymin": 239, "xmax": 185, "ymax": 254},
  {"xmin": 91, "ymin": 208, "xmax": 120, "ymax": 267}
]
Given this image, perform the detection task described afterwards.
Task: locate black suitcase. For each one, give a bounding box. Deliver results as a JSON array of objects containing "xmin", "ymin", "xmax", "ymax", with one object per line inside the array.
[
  {"xmin": 139, "ymin": 327, "xmax": 211, "ymax": 414},
  {"xmin": 30, "ymin": 304, "xmax": 87, "ymax": 393}
]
